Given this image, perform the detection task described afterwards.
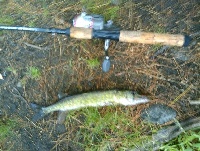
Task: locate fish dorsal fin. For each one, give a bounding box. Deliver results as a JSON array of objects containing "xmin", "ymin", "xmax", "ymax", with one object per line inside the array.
[
  {"xmin": 57, "ymin": 111, "xmax": 68, "ymax": 124},
  {"xmin": 58, "ymin": 92, "xmax": 68, "ymax": 99},
  {"xmin": 57, "ymin": 92, "xmax": 69, "ymax": 124}
]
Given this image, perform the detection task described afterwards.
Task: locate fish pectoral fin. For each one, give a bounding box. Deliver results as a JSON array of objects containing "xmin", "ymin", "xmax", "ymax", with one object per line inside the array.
[
  {"xmin": 58, "ymin": 92, "xmax": 68, "ymax": 99},
  {"xmin": 57, "ymin": 111, "xmax": 68, "ymax": 124}
]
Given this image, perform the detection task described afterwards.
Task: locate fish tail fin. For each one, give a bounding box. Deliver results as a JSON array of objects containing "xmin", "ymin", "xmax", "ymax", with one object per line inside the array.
[{"xmin": 30, "ymin": 103, "xmax": 46, "ymax": 122}]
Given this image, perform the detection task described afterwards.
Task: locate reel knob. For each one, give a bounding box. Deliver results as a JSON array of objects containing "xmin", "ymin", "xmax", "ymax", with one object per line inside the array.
[{"xmin": 102, "ymin": 56, "xmax": 110, "ymax": 72}]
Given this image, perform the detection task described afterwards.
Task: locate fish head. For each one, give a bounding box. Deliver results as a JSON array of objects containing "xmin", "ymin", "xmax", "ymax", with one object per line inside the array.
[{"xmin": 121, "ymin": 91, "xmax": 149, "ymax": 106}]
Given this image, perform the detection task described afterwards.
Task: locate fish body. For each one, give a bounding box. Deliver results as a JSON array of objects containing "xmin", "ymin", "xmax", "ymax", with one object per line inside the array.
[{"xmin": 32, "ymin": 90, "xmax": 149, "ymax": 121}]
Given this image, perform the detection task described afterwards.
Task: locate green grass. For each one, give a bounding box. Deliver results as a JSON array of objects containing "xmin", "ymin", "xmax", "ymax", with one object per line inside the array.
[
  {"xmin": 65, "ymin": 107, "xmax": 150, "ymax": 150},
  {"xmin": 6, "ymin": 67, "xmax": 41, "ymax": 80},
  {"xmin": 152, "ymin": 25, "xmax": 166, "ymax": 33},
  {"xmin": 65, "ymin": 107, "xmax": 200, "ymax": 150},
  {"xmin": 0, "ymin": 0, "xmax": 15, "ymax": 25},
  {"xmin": 0, "ymin": 31, "xmax": 4, "ymax": 36},
  {"xmin": 80, "ymin": 0, "xmax": 119, "ymax": 20},
  {"xmin": 0, "ymin": 16, "xmax": 15, "ymax": 25},
  {"xmin": 0, "ymin": 118, "xmax": 17, "ymax": 141},
  {"xmin": 86, "ymin": 58, "xmax": 100, "ymax": 69},
  {"xmin": 6, "ymin": 67, "xmax": 17, "ymax": 75},
  {"xmin": 19, "ymin": 66, "xmax": 41, "ymax": 87},
  {"xmin": 26, "ymin": 66, "xmax": 41, "ymax": 80},
  {"xmin": 27, "ymin": 19, "xmax": 36, "ymax": 27},
  {"xmin": 151, "ymin": 44, "xmax": 162, "ymax": 51},
  {"xmin": 160, "ymin": 129, "xmax": 200, "ymax": 151}
]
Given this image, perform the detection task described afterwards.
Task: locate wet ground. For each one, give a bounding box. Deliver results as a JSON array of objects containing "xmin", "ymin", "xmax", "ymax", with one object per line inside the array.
[{"xmin": 0, "ymin": 0, "xmax": 199, "ymax": 150}]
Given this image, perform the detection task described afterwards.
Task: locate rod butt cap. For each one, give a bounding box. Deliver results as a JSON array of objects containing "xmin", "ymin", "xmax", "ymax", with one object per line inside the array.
[{"xmin": 183, "ymin": 35, "xmax": 192, "ymax": 47}]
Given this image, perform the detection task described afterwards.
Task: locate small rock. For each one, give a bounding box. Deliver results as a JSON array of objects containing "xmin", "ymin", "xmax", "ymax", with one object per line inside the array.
[
  {"xmin": 140, "ymin": 103, "xmax": 177, "ymax": 124},
  {"xmin": 174, "ymin": 51, "xmax": 190, "ymax": 61},
  {"xmin": 55, "ymin": 124, "xmax": 66, "ymax": 134},
  {"xmin": 16, "ymin": 81, "xmax": 22, "ymax": 88}
]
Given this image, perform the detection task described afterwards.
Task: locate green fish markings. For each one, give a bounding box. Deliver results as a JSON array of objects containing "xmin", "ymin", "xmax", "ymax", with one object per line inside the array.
[{"xmin": 31, "ymin": 90, "xmax": 149, "ymax": 122}]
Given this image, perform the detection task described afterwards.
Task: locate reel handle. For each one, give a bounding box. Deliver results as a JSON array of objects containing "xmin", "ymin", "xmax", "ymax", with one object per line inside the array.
[
  {"xmin": 102, "ymin": 57, "xmax": 110, "ymax": 73},
  {"xmin": 102, "ymin": 39, "xmax": 110, "ymax": 72}
]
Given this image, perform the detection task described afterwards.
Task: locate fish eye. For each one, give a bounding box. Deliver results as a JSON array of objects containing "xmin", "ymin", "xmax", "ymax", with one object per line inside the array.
[{"xmin": 132, "ymin": 91, "xmax": 137, "ymax": 95}]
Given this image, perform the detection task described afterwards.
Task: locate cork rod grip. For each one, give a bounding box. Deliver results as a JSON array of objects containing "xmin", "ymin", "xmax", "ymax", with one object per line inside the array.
[
  {"xmin": 70, "ymin": 27, "xmax": 92, "ymax": 39},
  {"xmin": 119, "ymin": 31, "xmax": 185, "ymax": 46}
]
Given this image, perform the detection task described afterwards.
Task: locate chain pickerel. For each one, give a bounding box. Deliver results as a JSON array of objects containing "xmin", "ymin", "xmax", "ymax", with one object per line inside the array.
[{"xmin": 31, "ymin": 90, "xmax": 149, "ymax": 122}]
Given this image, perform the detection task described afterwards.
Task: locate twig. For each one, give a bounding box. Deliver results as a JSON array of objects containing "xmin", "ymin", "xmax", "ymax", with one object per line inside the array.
[
  {"xmin": 170, "ymin": 84, "xmax": 193, "ymax": 105},
  {"xmin": 25, "ymin": 116, "xmax": 43, "ymax": 131},
  {"xmin": 10, "ymin": 87, "xmax": 29, "ymax": 106},
  {"xmin": 150, "ymin": 46, "xmax": 169, "ymax": 59},
  {"xmin": 24, "ymin": 42, "xmax": 44, "ymax": 50}
]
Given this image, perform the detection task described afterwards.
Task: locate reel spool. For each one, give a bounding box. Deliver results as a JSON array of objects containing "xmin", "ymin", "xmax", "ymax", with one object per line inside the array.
[{"xmin": 73, "ymin": 12, "xmax": 111, "ymax": 72}]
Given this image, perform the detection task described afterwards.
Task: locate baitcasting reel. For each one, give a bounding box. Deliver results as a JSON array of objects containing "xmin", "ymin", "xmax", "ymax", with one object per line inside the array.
[{"xmin": 73, "ymin": 12, "xmax": 113, "ymax": 72}]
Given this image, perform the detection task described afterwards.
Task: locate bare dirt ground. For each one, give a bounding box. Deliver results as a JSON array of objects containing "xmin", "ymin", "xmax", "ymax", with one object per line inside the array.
[{"xmin": 0, "ymin": 0, "xmax": 199, "ymax": 150}]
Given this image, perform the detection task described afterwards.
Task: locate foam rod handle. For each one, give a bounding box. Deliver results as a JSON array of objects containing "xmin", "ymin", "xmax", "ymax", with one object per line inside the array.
[{"xmin": 119, "ymin": 31, "xmax": 189, "ymax": 47}]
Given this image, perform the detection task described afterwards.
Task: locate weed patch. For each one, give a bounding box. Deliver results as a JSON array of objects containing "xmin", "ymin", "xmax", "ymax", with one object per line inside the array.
[
  {"xmin": 86, "ymin": 58, "xmax": 100, "ymax": 69},
  {"xmin": 19, "ymin": 66, "xmax": 41, "ymax": 87},
  {"xmin": 6, "ymin": 67, "xmax": 17, "ymax": 76},
  {"xmin": 65, "ymin": 107, "xmax": 150, "ymax": 150},
  {"xmin": 26, "ymin": 66, "xmax": 41, "ymax": 80},
  {"xmin": 80, "ymin": 0, "xmax": 119, "ymax": 20},
  {"xmin": 0, "ymin": 16, "xmax": 15, "ymax": 25},
  {"xmin": 160, "ymin": 129, "xmax": 200, "ymax": 151},
  {"xmin": 0, "ymin": 118, "xmax": 17, "ymax": 141}
]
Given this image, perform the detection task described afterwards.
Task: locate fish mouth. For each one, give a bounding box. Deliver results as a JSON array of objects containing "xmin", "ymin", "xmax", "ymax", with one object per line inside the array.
[
  {"xmin": 131, "ymin": 91, "xmax": 145, "ymax": 97},
  {"xmin": 132, "ymin": 91, "xmax": 137, "ymax": 95},
  {"xmin": 131, "ymin": 91, "xmax": 149, "ymax": 102}
]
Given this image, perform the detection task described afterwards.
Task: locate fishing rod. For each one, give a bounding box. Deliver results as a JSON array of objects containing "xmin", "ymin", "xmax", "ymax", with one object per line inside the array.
[
  {"xmin": 0, "ymin": 25, "xmax": 191, "ymax": 47},
  {"xmin": 0, "ymin": 13, "xmax": 191, "ymax": 72}
]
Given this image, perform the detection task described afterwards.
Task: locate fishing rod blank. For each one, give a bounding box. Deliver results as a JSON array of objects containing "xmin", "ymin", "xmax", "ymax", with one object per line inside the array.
[{"xmin": 0, "ymin": 26, "xmax": 70, "ymax": 35}]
